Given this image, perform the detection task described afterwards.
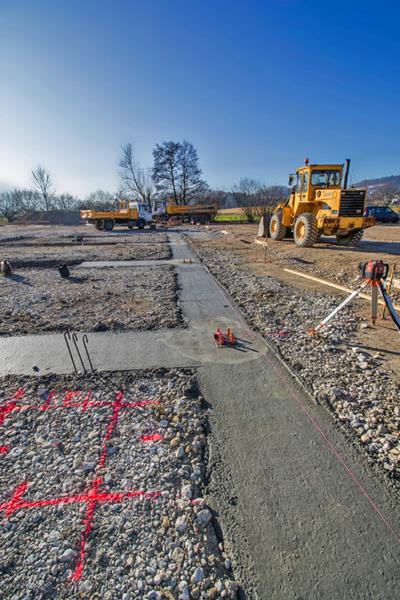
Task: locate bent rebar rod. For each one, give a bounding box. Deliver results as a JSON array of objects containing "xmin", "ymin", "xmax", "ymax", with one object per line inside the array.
[
  {"xmin": 82, "ymin": 334, "xmax": 95, "ymax": 373},
  {"xmin": 64, "ymin": 331, "xmax": 78, "ymax": 374},
  {"xmin": 72, "ymin": 332, "xmax": 87, "ymax": 374}
]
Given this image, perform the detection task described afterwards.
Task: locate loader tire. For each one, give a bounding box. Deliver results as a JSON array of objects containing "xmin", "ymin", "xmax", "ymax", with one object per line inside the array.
[
  {"xmin": 264, "ymin": 215, "xmax": 271, "ymax": 238},
  {"xmin": 293, "ymin": 213, "xmax": 318, "ymax": 247},
  {"xmin": 137, "ymin": 219, "xmax": 145, "ymax": 229},
  {"xmin": 269, "ymin": 211, "xmax": 287, "ymax": 240},
  {"xmin": 336, "ymin": 229, "xmax": 364, "ymax": 247},
  {"xmin": 95, "ymin": 220, "xmax": 104, "ymax": 231}
]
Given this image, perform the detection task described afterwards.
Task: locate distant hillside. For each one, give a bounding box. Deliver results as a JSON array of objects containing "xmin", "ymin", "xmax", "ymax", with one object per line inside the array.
[{"xmin": 355, "ymin": 175, "xmax": 400, "ymax": 193}]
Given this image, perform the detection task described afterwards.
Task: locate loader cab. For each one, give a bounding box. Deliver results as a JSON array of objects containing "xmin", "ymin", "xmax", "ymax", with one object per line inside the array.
[
  {"xmin": 289, "ymin": 164, "xmax": 343, "ymax": 210},
  {"xmin": 288, "ymin": 167, "xmax": 311, "ymax": 213}
]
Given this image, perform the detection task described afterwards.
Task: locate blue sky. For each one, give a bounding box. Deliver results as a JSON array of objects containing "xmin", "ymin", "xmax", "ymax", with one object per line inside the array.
[{"xmin": 1, "ymin": 0, "xmax": 399, "ymax": 196}]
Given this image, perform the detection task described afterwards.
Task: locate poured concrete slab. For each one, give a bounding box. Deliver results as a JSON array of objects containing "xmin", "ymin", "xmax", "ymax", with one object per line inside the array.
[
  {"xmin": 77, "ymin": 258, "xmax": 198, "ymax": 268},
  {"xmin": 0, "ymin": 318, "xmax": 264, "ymax": 376}
]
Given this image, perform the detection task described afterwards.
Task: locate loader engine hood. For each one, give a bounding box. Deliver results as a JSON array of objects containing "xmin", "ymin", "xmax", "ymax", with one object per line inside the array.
[{"xmin": 339, "ymin": 189, "xmax": 366, "ymax": 216}]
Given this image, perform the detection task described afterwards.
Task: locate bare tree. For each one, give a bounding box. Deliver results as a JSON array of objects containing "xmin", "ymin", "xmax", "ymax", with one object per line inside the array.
[
  {"xmin": 119, "ymin": 143, "xmax": 155, "ymax": 206},
  {"xmin": 231, "ymin": 178, "xmax": 288, "ymax": 221},
  {"xmin": 54, "ymin": 193, "xmax": 79, "ymax": 210},
  {"xmin": 152, "ymin": 140, "xmax": 208, "ymax": 204},
  {"xmin": 32, "ymin": 166, "xmax": 54, "ymax": 210},
  {"xmin": 80, "ymin": 190, "xmax": 115, "ymax": 211},
  {"xmin": 231, "ymin": 177, "xmax": 262, "ymax": 222},
  {"xmin": 0, "ymin": 189, "xmax": 39, "ymax": 221},
  {"xmin": 253, "ymin": 185, "xmax": 287, "ymax": 217},
  {"xmin": 197, "ymin": 189, "xmax": 229, "ymax": 208}
]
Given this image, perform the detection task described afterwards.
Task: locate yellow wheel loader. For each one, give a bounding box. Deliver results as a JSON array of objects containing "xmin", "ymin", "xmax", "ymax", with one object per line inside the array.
[{"xmin": 268, "ymin": 159, "xmax": 375, "ymax": 247}]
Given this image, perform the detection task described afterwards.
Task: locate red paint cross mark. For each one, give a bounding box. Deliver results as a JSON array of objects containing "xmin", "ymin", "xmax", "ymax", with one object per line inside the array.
[
  {"xmin": 0, "ymin": 389, "xmax": 162, "ymax": 581},
  {"xmin": 0, "ymin": 388, "xmax": 159, "ymax": 452},
  {"xmin": 0, "ymin": 478, "xmax": 160, "ymax": 580}
]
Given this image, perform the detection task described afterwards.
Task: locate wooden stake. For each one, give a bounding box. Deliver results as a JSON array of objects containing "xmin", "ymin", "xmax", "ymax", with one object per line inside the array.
[{"xmin": 283, "ymin": 268, "xmax": 400, "ymax": 310}]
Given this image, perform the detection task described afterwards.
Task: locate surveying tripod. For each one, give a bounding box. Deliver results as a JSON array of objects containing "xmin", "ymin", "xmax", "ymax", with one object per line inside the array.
[{"xmin": 310, "ymin": 260, "xmax": 400, "ymax": 337}]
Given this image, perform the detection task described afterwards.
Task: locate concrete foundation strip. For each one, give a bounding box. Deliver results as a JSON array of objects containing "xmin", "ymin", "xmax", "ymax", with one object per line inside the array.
[{"xmin": 187, "ymin": 238, "xmax": 400, "ymax": 547}]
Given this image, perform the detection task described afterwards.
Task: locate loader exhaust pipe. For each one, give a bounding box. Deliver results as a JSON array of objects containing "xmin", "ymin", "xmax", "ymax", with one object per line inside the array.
[{"xmin": 343, "ymin": 158, "xmax": 351, "ymax": 189}]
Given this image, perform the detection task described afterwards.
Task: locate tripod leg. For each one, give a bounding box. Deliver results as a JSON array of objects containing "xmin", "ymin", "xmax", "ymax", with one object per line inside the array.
[
  {"xmin": 371, "ymin": 284, "xmax": 378, "ymax": 324},
  {"xmin": 378, "ymin": 280, "xmax": 400, "ymax": 334},
  {"xmin": 311, "ymin": 281, "xmax": 369, "ymax": 334}
]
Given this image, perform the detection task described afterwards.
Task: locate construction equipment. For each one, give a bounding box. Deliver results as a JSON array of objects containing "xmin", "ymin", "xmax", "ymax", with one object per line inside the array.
[
  {"xmin": 80, "ymin": 200, "xmax": 154, "ymax": 231},
  {"xmin": 310, "ymin": 259, "xmax": 400, "ymax": 336},
  {"xmin": 268, "ymin": 158, "xmax": 375, "ymax": 247},
  {"xmin": 153, "ymin": 199, "xmax": 218, "ymax": 225}
]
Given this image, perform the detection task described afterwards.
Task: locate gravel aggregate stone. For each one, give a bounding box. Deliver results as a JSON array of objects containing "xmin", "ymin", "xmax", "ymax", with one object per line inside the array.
[
  {"xmin": 0, "ymin": 369, "xmax": 238, "ymax": 599},
  {"xmin": 0, "ymin": 266, "xmax": 183, "ymax": 336},
  {"xmin": 1, "ymin": 232, "xmax": 171, "ymax": 268}
]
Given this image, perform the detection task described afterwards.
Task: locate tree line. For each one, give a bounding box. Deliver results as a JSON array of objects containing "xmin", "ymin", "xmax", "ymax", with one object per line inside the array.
[{"xmin": 0, "ymin": 139, "xmax": 288, "ymax": 222}]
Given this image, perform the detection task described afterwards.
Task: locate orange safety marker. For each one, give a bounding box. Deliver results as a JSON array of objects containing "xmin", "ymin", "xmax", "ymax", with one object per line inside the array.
[
  {"xmin": 212, "ymin": 327, "xmax": 236, "ymax": 347},
  {"xmin": 226, "ymin": 328, "xmax": 235, "ymax": 345},
  {"xmin": 213, "ymin": 328, "xmax": 224, "ymax": 347}
]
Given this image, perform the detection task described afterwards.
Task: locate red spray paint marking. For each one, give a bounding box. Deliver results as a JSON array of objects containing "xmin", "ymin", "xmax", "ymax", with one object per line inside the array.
[
  {"xmin": 63, "ymin": 390, "xmax": 81, "ymax": 407},
  {"xmin": 0, "ymin": 445, "xmax": 10, "ymax": 454},
  {"xmin": 81, "ymin": 389, "xmax": 92, "ymax": 412},
  {"xmin": 97, "ymin": 391, "xmax": 124, "ymax": 472},
  {"xmin": 40, "ymin": 390, "xmax": 56, "ymax": 411},
  {"xmin": 0, "ymin": 479, "xmax": 160, "ymax": 516},
  {"xmin": 4, "ymin": 482, "xmax": 29, "ymax": 517},
  {"xmin": 70, "ymin": 391, "xmax": 160, "ymax": 580},
  {"xmin": 140, "ymin": 433, "xmax": 163, "ymax": 443},
  {"xmin": 0, "ymin": 388, "xmax": 162, "ymax": 581},
  {"xmin": 0, "ymin": 388, "xmax": 158, "ymax": 459}
]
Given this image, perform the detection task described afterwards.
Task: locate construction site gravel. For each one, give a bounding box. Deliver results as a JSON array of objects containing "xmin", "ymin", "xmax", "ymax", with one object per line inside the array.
[
  {"xmin": 0, "ymin": 265, "xmax": 182, "ymax": 336},
  {"xmin": 0, "ymin": 370, "xmax": 237, "ymax": 599},
  {"xmin": 0, "ymin": 230, "xmax": 171, "ymax": 268},
  {"xmin": 1, "ymin": 222, "xmax": 400, "ymax": 599}
]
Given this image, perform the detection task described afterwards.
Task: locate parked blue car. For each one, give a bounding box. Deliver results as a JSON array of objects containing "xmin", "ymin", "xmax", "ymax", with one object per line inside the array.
[{"xmin": 364, "ymin": 205, "xmax": 400, "ymax": 223}]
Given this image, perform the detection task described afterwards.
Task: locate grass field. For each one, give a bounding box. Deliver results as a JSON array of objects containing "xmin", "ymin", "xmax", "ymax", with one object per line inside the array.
[{"xmin": 215, "ymin": 214, "xmax": 249, "ymax": 223}]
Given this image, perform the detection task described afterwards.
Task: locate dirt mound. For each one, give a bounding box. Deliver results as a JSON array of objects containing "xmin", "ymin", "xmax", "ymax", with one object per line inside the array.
[{"xmin": 14, "ymin": 210, "xmax": 82, "ymax": 225}]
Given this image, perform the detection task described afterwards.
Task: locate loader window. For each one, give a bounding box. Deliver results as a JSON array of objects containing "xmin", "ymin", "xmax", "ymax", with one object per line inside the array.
[
  {"xmin": 296, "ymin": 172, "xmax": 309, "ymax": 194},
  {"xmin": 302, "ymin": 172, "xmax": 308, "ymax": 193},
  {"xmin": 311, "ymin": 170, "xmax": 341, "ymax": 188}
]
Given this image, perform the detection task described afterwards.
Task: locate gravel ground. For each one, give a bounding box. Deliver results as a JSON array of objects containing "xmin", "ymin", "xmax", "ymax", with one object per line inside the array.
[
  {"xmin": 0, "ymin": 266, "xmax": 183, "ymax": 336},
  {"xmin": 0, "ymin": 225, "xmax": 169, "ymax": 243},
  {"xmin": 261, "ymin": 239, "xmax": 400, "ymax": 303},
  {"xmin": 0, "ymin": 369, "xmax": 238, "ymax": 599},
  {"xmin": 1, "ymin": 234, "xmax": 171, "ymax": 268},
  {"xmin": 188, "ymin": 235, "xmax": 400, "ymax": 484}
]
